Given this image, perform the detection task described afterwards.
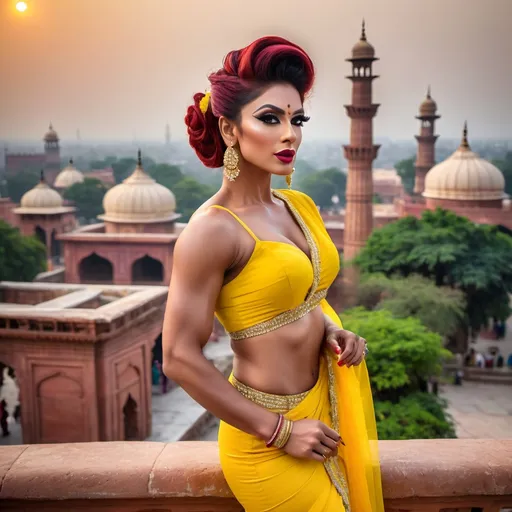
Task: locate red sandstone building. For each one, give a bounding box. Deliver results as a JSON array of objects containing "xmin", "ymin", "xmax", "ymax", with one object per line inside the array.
[
  {"xmin": 59, "ymin": 152, "xmax": 181, "ymax": 286},
  {"xmin": 12, "ymin": 173, "xmax": 77, "ymax": 269},
  {"xmin": 5, "ymin": 124, "xmax": 62, "ymax": 186},
  {"xmin": 0, "ymin": 281, "xmax": 167, "ymax": 443}
]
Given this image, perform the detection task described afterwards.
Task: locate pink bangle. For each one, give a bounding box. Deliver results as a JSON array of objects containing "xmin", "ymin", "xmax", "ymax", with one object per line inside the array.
[{"xmin": 266, "ymin": 414, "xmax": 284, "ymax": 447}]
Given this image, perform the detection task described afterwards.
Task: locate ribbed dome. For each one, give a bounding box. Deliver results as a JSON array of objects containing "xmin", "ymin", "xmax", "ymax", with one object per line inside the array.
[
  {"xmin": 351, "ymin": 20, "xmax": 375, "ymax": 60},
  {"xmin": 54, "ymin": 159, "xmax": 84, "ymax": 189},
  {"xmin": 99, "ymin": 151, "xmax": 177, "ymax": 223},
  {"xmin": 44, "ymin": 123, "xmax": 59, "ymax": 142},
  {"xmin": 419, "ymin": 87, "xmax": 437, "ymax": 117},
  {"xmin": 423, "ymin": 124, "xmax": 506, "ymax": 202},
  {"xmin": 21, "ymin": 174, "xmax": 63, "ymax": 208}
]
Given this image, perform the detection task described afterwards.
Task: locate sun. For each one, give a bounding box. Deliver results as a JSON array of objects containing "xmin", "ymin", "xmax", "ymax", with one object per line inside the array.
[{"xmin": 16, "ymin": 1, "xmax": 28, "ymax": 12}]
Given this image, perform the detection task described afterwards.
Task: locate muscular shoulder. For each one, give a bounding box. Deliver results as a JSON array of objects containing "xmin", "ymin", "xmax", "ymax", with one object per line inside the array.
[{"xmin": 174, "ymin": 208, "xmax": 238, "ymax": 272}]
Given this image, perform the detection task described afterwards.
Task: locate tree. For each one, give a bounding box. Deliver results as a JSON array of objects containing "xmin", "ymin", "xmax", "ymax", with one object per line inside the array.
[
  {"xmin": 172, "ymin": 177, "xmax": 216, "ymax": 222},
  {"xmin": 6, "ymin": 170, "xmax": 40, "ymax": 202},
  {"xmin": 342, "ymin": 307, "xmax": 450, "ymax": 400},
  {"xmin": 0, "ymin": 221, "xmax": 46, "ymax": 281},
  {"xmin": 355, "ymin": 208, "xmax": 512, "ymax": 335},
  {"xmin": 296, "ymin": 167, "xmax": 346, "ymax": 209},
  {"xmin": 357, "ymin": 274, "xmax": 466, "ymax": 338},
  {"xmin": 341, "ymin": 307, "xmax": 455, "ymax": 440},
  {"xmin": 147, "ymin": 163, "xmax": 183, "ymax": 190},
  {"xmin": 111, "ymin": 158, "xmax": 137, "ymax": 184},
  {"xmin": 493, "ymin": 151, "xmax": 512, "ymax": 196},
  {"xmin": 395, "ymin": 156, "xmax": 415, "ymax": 195},
  {"xmin": 63, "ymin": 178, "xmax": 109, "ymax": 221}
]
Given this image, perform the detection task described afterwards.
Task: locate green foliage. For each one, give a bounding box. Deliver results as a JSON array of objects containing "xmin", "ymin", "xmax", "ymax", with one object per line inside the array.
[
  {"xmin": 341, "ymin": 308, "xmax": 450, "ymax": 399},
  {"xmin": 395, "ymin": 156, "xmax": 415, "ymax": 195},
  {"xmin": 172, "ymin": 177, "xmax": 216, "ymax": 222},
  {"xmin": 111, "ymin": 157, "xmax": 137, "ymax": 184},
  {"xmin": 492, "ymin": 151, "xmax": 512, "ymax": 196},
  {"xmin": 63, "ymin": 178, "xmax": 109, "ymax": 221},
  {"xmin": 148, "ymin": 163, "xmax": 184, "ymax": 190},
  {"xmin": 357, "ymin": 274, "xmax": 466, "ymax": 338},
  {"xmin": 374, "ymin": 393, "xmax": 456, "ymax": 440},
  {"xmin": 0, "ymin": 221, "xmax": 46, "ymax": 281},
  {"xmin": 6, "ymin": 170, "xmax": 40, "ymax": 202},
  {"xmin": 356, "ymin": 208, "xmax": 512, "ymax": 331},
  {"xmin": 296, "ymin": 167, "xmax": 346, "ymax": 209}
]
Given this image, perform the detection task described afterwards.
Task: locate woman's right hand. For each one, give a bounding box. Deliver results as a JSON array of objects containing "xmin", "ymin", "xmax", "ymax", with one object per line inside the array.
[{"xmin": 282, "ymin": 419, "xmax": 341, "ymax": 461}]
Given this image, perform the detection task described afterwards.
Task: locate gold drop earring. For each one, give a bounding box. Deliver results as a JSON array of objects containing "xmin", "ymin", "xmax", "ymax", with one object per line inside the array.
[
  {"xmin": 286, "ymin": 167, "xmax": 295, "ymax": 189},
  {"xmin": 223, "ymin": 142, "xmax": 240, "ymax": 182}
]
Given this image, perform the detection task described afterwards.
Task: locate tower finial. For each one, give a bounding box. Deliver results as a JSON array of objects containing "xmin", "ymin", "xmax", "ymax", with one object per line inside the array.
[
  {"xmin": 40, "ymin": 169, "xmax": 45, "ymax": 183},
  {"xmin": 461, "ymin": 121, "xmax": 470, "ymax": 149},
  {"xmin": 427, "ymin": 85, "xmax": 431, "ymax": 98},
  {"xmin": 361, "ymin": 18, "xmax": 366, "ymax": 40},
  {"xmin": 137, "ymin": 149, "xmax": 142, "ymax": 167},
  {"xmin": 69, "ymin": 158, "xmax": 73, "ymax": 165},
  {"xmin": 49, "ymin": 122, "xmax": 53, "ymax": 130}
]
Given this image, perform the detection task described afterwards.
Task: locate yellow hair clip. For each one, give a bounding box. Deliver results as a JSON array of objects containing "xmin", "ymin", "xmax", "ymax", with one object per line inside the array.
[{"xmin": 199, "ymin": 92, "xmax": 211, "ymax": 114}]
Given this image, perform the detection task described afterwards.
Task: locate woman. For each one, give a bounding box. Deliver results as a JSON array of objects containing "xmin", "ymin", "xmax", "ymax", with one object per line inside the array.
[{"xmin": 163, "ymin": 36, "xmax": 383, "ymax": 511}]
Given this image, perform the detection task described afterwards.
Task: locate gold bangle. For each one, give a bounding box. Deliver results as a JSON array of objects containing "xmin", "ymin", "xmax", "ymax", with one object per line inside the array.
[{"xmin": 274, "ymin": 418, "xmax": 293, "ymax": 449}]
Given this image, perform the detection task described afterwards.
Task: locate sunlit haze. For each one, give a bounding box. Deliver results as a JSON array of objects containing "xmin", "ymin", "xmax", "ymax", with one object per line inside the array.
[{"xmin": 1, "ymin": 0, "xmax": 511, "ymax": 142}]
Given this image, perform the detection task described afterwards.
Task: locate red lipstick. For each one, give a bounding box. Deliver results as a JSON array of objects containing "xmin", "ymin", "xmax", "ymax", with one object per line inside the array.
[{"xmin": 274, "ymin": 149, "xmax": 295, "ymax": 164}]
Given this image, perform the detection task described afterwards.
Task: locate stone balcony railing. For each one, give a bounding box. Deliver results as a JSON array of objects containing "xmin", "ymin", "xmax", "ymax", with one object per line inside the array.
[{"xmin": 0, "ymin": 439, "xmax": 511, "ymax": 511}]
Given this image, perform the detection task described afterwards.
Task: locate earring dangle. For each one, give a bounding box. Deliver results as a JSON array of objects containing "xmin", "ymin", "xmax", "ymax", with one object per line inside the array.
[
  {"xmin": 223, "ymin": 143, "xmax": 240, "ymax": 182},
  {"xmin": 286, "ymin": 167, "xmax": 295, "ymax": 189}
]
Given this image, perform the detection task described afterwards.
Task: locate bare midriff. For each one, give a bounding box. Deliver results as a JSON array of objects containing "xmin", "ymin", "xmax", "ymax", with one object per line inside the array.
[{"xmin": 230, "ymin": 306, "xmax": 325, "ymax": 396}]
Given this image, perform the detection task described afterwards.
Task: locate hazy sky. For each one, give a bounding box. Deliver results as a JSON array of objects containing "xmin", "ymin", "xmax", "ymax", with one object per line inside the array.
[{"xmin": 1, "ymin": 0, "xmax": 511, "ymax": 142}]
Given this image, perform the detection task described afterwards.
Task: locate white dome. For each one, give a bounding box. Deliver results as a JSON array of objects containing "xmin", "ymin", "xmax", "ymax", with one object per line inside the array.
[
  {"xmin": 21, "ymin": 175, "xmax": 63, "ymax": 209},
  {"xmin": 54, "ymin": 159, "xmax": 84, "ymax": 189},
  {"xmin": 99, "ymin": 153, "xmax": 177, "ymax": 224},
  {"xmin": 423, "ymin": 125, "xmax": 506, "ymax": 202}
]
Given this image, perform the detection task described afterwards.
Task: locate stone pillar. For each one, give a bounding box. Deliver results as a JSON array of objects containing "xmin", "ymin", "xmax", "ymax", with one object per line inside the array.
[{"xmin": 414, "ymin": 87, "xmax": 440, "ymax": 196}]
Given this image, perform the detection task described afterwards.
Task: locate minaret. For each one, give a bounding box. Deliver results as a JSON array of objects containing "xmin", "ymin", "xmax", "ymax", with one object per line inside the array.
[
  {"xmin": 414, "ymin": 86, "xmax": 440, "ymax": 196},
  {"xmin": 343, "ymin": 20, "xmax": 380, "ymax": 263},
  {"xmin": 165, "ymin": 123, "xmax": 171, "ymax": 146},
  {"xmin": 43, "ymin": 123, "xmax": 61, "ymax": 186}
]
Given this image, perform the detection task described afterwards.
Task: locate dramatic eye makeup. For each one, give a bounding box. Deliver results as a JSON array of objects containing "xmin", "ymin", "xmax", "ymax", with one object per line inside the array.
[{"xmin": 253, "ymin": 104, "xmax": 310, "ymax": 126}]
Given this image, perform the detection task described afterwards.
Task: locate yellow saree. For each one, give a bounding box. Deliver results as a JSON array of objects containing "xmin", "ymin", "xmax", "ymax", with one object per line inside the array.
[{"xmin": 218, "ymin": 300, "xmax": 383, "ymax": 511}]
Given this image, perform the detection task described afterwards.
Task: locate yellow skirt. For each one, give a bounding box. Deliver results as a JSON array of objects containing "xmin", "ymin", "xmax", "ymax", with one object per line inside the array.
[{"xmin": 218, "ymin": 301, "xmax": 384, "ymax": 512}]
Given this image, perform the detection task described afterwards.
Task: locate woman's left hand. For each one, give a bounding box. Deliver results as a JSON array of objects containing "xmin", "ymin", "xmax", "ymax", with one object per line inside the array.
[{"xmin": 324, "ymin": 328, "xmax": 367, "ymax": 367}]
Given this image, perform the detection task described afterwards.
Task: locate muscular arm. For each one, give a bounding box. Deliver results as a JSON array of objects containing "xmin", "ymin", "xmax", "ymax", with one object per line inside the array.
[{"xmin": 162, "ymin": 210, "xmax": 278, "ymax": 440}]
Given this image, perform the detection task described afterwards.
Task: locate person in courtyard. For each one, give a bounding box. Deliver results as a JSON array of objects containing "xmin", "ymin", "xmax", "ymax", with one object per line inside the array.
[{"xmin": 163, "ymin": 36, "xmax": 383, "ymax": 511}]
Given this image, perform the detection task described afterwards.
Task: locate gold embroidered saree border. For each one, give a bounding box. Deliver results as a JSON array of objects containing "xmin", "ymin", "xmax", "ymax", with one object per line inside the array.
[
  {"xmin": 325, "ymin": 352, "xmax": 351, "ymax": 511},
  {"xmin": 228, "ymin": 289, "xmax": 327, "ymax": 341},
  {"xmin": 231, "ymin": 375, "xmax": 311, "ymax": 413}
]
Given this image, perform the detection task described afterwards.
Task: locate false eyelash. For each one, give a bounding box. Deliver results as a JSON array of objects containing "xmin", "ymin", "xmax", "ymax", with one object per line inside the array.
[{"xmin": 294, "ymin": 115, "xmax": 311, "ymax": 124}]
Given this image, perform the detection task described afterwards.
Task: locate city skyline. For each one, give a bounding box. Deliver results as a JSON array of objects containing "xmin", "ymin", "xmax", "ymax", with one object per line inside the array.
[{"xmin": 1, "ymin": 0, "xmax": 511, "ymax": 142}]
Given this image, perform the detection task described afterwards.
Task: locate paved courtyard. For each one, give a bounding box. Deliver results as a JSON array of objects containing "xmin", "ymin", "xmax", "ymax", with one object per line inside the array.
[{"xmin": 441, "ymin": 381, "xmax": 512, "ymax": 439}]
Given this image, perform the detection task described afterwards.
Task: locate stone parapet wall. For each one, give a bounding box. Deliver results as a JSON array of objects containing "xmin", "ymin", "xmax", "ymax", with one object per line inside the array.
[{"xmin": 0, "ymin": 439, "xmax": 510, "ymax": 511}]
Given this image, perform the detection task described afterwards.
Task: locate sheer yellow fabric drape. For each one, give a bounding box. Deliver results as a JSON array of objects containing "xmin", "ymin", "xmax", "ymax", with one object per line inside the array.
[{"xmin": 321, "ymin": 299, "xmax": 384, "ymax": 512}]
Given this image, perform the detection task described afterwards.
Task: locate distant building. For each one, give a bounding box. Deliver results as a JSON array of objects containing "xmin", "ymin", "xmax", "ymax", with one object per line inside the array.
[
  {"xmin": 54, "ymin": 159, "xmax": 84, "ymax": 190},
  {"xmin": 5, "ymin": 124, "xmax": 62, "ymax": 185},
  {"xmin": 59, "ymin": 151, "xmax": 181, "ymax": 285}
]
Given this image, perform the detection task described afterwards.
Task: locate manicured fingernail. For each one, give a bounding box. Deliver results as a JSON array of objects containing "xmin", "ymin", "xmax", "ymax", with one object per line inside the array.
[
  {"xmin": 337, "ymin": 360, "xmax": 344, "ymax": 366},
  {"xmin": 335, "ymin": 347, "xmax": 341, "ymax": 354}
]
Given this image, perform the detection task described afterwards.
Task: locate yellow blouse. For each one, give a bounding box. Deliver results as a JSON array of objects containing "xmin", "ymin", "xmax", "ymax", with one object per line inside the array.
[{"xmin": 213, "ymin": 189, "xmax": 340, "ymax": 340}]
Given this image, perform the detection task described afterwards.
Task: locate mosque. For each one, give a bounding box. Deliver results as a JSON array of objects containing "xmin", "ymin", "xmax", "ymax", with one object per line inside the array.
[{"xmin": 0, "ymin": 21, "xmax": 510, "ymax": 445}]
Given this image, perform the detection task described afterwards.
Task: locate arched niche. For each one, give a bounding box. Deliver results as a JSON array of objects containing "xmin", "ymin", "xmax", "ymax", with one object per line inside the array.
[
  {"xmin": 79, "ymin": 253, "xmax": 113, "ymax": 284},
  {"xmin": 131, "ymin": 255, "xmax": 164, "ymax": 284}
]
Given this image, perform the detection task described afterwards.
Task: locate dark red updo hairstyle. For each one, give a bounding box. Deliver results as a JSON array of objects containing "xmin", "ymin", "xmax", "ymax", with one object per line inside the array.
[{"xmin": 184, "ymin": 36, "xmax": 315, "ymax": 168}]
